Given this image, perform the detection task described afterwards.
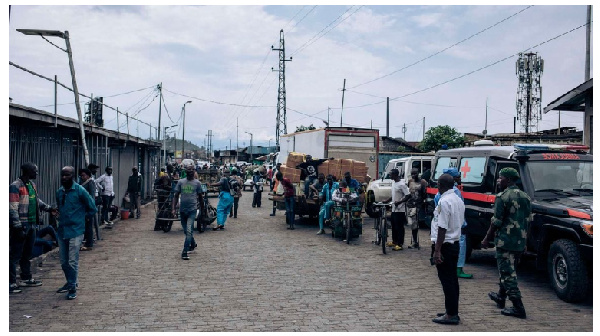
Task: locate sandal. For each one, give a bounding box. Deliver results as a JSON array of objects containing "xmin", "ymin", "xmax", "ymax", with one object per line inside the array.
[{"xmin": 80, "ymin": 246, "xmax": 92, "ymax": 251}]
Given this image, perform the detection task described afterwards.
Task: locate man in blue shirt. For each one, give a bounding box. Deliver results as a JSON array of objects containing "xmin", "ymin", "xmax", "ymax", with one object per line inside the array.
[
  {"xmin": 55, "ymin": 166, "xmax": 97, "ymax": 300},
  {"xmin": 317, "ymin": 175, "xmax": 338, "ymax": 235}
]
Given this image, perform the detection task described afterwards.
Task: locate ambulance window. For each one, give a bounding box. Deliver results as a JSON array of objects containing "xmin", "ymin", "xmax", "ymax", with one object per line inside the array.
[
  {"xmin": 433, "ymin": 157, "xmax": 458, "ymax": 180},
  {"xmin": 459, "ymin": 157, "xmax": 486, "ymax": 184},
  {"xmin": 412, "ymin": 160, "xmax": 421, "ymax": 173}
]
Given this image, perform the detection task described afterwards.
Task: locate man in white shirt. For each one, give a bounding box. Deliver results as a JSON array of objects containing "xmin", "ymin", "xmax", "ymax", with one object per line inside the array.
[
  {"xmin": 430, "ymin": 173, "xmax": 464, "ymax": 325},
  {"xmin": 383, "ymin": 169, "xmax": 410, "ymax": 251},
  {"xmin": 96, "ymin": 166, "xmax": 115, "ymax": 228}
]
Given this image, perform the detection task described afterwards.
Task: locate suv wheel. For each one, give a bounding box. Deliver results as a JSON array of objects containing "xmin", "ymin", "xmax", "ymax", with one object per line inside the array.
[
  {"xmin": 365, "ymin": 192, "xmax": 377, "ymax": 218},
  {"xmin": 547, "ymin": 239, "xmax": 588, "ymax": 302}
]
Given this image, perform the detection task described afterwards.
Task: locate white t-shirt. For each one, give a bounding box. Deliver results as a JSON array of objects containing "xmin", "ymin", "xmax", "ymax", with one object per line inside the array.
[
  {"xmin": 391, "ymin": 179, "xmax": 410, "ymax": 213},
  {"xmin": 430, "ymin": 189, "xmax": 464, "ymax": 243}
]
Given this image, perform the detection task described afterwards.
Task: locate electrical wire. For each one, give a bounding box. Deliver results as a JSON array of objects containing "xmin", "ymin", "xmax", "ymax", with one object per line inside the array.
[{"xmin": 350, "ymin": 5, "xmax": 534, "ymax": 89}]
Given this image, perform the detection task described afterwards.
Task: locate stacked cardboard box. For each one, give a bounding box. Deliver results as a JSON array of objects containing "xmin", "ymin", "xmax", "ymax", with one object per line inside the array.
[
  {"xmin": 325, "ymin": 159, "xmax": 342, "ymax": 179},
  {"xmin": 353, "ymin": 160, "xmax": 369, "ymax": 183},
  {"xmin": 340, "ymin": 159, "xmax": 354, "ymax": 177},
  {"xmin": 279, "ymin": 164, "xmax": 301, "ymax": 183},
  {"xmin": 286, "ymin": 152, "xmax": 305, "ymax": 169}
]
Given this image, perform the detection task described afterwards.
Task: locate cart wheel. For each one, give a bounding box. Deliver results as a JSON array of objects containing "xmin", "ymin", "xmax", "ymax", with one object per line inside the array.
[
  {"xmin": 163, "ymin": 221, "xmax": 173, "ymax": 233},
  {"xmin": 154, "ymin": 219, "xmax": 164, "ymax": 231}
]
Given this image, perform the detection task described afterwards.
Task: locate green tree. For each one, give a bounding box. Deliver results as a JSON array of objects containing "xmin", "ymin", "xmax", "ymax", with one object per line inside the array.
[
  {"xmin": 295, "ymin": 124, "xmax": 316, "ymax": 132},
  {"xmin": 418, "ymin": 125, "xmax": 465, "ymax": 152}
]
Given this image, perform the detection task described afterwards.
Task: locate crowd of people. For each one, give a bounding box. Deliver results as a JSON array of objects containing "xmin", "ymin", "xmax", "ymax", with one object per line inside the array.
[
  {"xmin": 10, "ymin": 158, "xmax": 533, "ymax": 325},
  {"xmin": 9, "ymin": 161, "xmax": 142, "ymax": 300}
]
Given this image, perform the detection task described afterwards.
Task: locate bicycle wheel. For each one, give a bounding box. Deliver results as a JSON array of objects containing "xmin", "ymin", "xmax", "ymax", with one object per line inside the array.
[
  {"xmin": 346, "ymin": 214, "xmax": 351, "ymax": 244},
  {"xmin": 381, "ymin": 217, "xmax": 388, "ymax": 254},
  {"xmin": 374, "ymin": 217, "xmax": 381, "ymax": 245}
]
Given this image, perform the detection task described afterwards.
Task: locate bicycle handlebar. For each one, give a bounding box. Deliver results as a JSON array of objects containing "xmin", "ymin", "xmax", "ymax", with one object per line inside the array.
[{"xmin": 373, "ymin": 202, "xmax": 393, "ymax": 207}]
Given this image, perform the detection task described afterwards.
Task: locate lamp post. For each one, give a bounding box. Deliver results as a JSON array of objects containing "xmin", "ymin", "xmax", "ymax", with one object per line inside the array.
[
  {"xmin": 245, "ymin": 131, "xmax": 253, "ymax": 164},
  {"xmin": 163, "ymin": 124, "xmax": 178, "ymax": 167},
  {"xmin": 17, "ymin": 28, "xmax": 90, "ymax": 166},
  {"xmin": 181, "ymin": 100, "xmax": 192, "ymax": 160}
]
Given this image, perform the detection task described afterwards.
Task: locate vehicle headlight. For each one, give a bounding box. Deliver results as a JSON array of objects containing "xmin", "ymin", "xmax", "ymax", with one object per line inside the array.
[{"xmin": 580, "ymin": 221, "xmax": 593, "ymax": 237}]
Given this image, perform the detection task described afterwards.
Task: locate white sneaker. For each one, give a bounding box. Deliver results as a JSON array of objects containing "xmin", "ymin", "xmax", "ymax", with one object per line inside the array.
[
  {"xmin": 107, "ymin": 220, "xmax": 114, "ymax": 225},
  {"xmin": 102, "ymin": 220, "xmax": 110, "ymax": 225}
]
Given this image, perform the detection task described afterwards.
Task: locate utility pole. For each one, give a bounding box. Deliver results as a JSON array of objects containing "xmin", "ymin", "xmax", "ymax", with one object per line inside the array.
[
  {"xmin": 54, "ymin": 75, "xmax": 57, "ymax": 127},
  {"xmin": 484, "ymin": 98, "xmax": 488, "ymax": 139},
  {"xmin": 386, "ymin": 97, "xmax": 389, "ymax": 137},
  {"xmin": 272, "ymin": 29, "xmax": 292, "ymax": 147},
  {"xmin": 422, "ymin": 117, "xmax": 425, "ymax": 140},
  {"xmin": 584, "ymin": 5, "xmax": 592, "ymax": 152},
  {"xmin": 181, "ymin": 101, "xmax": 192, "ymax": 160},
  {"xmin": 157, "ymin": 83, "xmax": 162, "ymax": 142},
  {"xmin": 236, "ymin": 118, "xmax": 239, "ymax": 162},
  {"xmin": 402, "ymin": 123, "xmax": 407, "ymax": 140},
  {"xmin": 516, "ymin": 52, "xmax": 543, "ymax": 133},
  {"xmin": 340, "ymin": 78, "xmax": 346, "ymax": 127}
]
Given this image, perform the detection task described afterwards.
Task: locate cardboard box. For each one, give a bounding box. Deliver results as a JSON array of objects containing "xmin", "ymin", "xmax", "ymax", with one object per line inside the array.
[
  {"xmin": 280, "ymin": 165, "xmax": 301, "ymax": 183},
  {"xmin": 286, "ymin": 152, "xmax": 305, "ymax": 168},
  {"xmin": 340, "ymin": 159, "xmax": 353, "ymax": 177},
  {"xmin": 319, "ymin": 160, "xmax": 330, "ymax": 177}
]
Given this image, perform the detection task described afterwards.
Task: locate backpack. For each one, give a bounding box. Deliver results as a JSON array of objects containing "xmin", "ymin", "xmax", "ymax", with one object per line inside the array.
[{"xmin": 228, "ymin": 177, "xmax": 240, "ymax": 196}]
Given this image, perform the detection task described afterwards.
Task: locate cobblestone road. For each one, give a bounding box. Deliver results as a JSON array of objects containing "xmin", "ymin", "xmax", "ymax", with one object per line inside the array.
[{"xmin": 9, "ymin": 191, "xmax": 593, "ymax": 332}]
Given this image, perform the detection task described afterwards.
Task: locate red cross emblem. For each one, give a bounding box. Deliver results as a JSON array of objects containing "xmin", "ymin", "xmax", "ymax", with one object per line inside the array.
[{"xmin": 460, "ymin": 160, "xmax": 471, "ymax": 179}]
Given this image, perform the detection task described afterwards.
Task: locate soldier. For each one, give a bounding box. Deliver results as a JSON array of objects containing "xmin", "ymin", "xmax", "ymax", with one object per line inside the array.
[{"xmin": 481, "ymin": 167, "xmax": 531, "ymax": 319}]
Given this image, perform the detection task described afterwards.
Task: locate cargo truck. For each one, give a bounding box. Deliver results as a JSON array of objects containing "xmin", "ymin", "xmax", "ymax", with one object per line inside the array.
[{"xmin": 278, "ymin": 127, "xmax": 380, "ymax": 179}]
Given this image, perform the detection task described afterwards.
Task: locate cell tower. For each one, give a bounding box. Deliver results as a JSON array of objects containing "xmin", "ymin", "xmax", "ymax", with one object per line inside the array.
[
  {"xmin": 515, "ymin": 52, "xmax": 544, "ymax": 133},
  {"xmin": 272, "ymin": 29, "xmax": 292, "ymax": 148}
]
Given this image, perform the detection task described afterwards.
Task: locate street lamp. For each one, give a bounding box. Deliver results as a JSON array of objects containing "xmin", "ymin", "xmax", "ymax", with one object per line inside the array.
[
  {"xmin": 17, "ymin": 28, "xmax": 90, "ymax": 165},
  {"xmin": 181, "ymin": 100, "xmax": 192, "ymax": 160},
  {"xmin": 163, "ymin": 124, "xmax": 178, "ymax": 167},
  {"xmin": 245, "ymin": 131, "xmax": 253, "ymax": 164}
]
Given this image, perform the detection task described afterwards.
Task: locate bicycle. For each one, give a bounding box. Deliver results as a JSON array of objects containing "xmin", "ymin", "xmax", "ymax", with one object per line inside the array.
[{"xmin": 372, "ymin": 202, "xmax": 392, "ymax": 254}]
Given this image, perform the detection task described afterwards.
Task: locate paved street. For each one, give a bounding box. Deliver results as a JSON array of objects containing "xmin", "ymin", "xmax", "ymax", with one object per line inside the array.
[{"xmin": 9, "ymin": 191, "xmax": 593, "ymax": 332}]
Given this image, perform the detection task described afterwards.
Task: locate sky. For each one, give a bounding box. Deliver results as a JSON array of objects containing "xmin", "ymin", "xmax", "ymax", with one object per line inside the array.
[{"xmin": 7, "ymin": 4, "xmax": 594, "ymax": 151}]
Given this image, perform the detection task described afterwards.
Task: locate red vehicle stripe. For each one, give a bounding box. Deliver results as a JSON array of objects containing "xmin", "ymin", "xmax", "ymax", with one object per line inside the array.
[
  {"xmin": 427, "ymin": 187, "xmax": 496, "ymax": 203},
  {"xmin": 567, "ymin": 209, "xmax": 591, "ymax": 220}
]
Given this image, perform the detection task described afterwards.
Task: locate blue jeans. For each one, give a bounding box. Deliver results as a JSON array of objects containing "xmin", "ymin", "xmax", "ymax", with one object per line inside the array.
[
  {"xmin": 57, "ymin": 232, "xmax": 84, "ymax": 290},
  {"xmin": 304, "ymin": 176, "xmax": 316, "ymax": 197},
  {"xmin": 216, "ymin": 192, "xmax": 234, "ymax": 226},
  {"xmin": 285, "ymin": 196, "xmax": 295, "ymax": 226},
  {"xmin": 318, "ymin": 200, "xmax": 334, "ymax": 230},
  {"xmin": 180, "ymin": 210, "xmax": 197, "ymax": 253},
  {"xmin": 458, "ymin": 234, "xmax": 467, "ymax": 268}
]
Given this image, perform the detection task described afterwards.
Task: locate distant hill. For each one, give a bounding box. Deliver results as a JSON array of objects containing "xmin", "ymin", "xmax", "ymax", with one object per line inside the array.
[{"xmin": 164, "ymin": 137, "xmax": 201, "ymax": 151}]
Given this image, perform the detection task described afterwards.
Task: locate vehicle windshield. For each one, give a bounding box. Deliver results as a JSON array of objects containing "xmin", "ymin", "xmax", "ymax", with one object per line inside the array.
[{"xmin": 528, "ymin": 161, "xmax": 593, "ymax": 195}]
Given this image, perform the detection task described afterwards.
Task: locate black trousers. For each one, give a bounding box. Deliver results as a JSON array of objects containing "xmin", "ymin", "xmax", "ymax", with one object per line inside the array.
[
  {"xmin": 9, "ymin": 227, "xmax": 36, "ymax": 284},
  {"xmin": 230, "ymin": 197, "xmax": 240, "ymax": 217},
  {"xmin": 390, "ymin": 212, "xmax": 407, "ymax": 246},
  {"xmin": 252, "ymin": 190, "xmax": 262, "ymax": 207},
  {"xmin": 84, "ymin": 216, "xmax": 94, "ymax": 247},
  {"xmin": 432, "ymin": 242, "xmax": 460, "ymax": 316}
]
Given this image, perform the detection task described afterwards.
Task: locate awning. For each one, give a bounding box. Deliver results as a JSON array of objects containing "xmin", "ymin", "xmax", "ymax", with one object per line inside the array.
[{"xmin": 543, "ymin": 78, "xmax": 593, "ymax": 113}]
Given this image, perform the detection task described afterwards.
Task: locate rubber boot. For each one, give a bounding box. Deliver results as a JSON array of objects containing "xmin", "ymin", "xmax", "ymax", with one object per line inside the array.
[
  {"xmin": 501, "ymin": 298, "xmax": 527, "ymax": 319},
  {"xmin": 488, "ymin": 285, "xmax": 506, "ymax": 308},
  {"xmin": 457, "ymin": 267, "xmax": 473, "ymax": 279}
]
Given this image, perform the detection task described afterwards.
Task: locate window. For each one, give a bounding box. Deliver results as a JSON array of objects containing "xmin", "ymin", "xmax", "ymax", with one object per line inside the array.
[
  {"xmin": 433, "ymin": 157, "xmax": 458, "ymax": 179},
  {"xmin": 459, "ymin": 157, "xmax": 486, "ymax": 184}
]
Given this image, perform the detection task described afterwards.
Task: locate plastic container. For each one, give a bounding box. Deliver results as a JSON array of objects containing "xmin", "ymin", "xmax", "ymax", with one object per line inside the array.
[{"xmin": 120, "ymin": 210, "xmax": 130, "ymax": 220}]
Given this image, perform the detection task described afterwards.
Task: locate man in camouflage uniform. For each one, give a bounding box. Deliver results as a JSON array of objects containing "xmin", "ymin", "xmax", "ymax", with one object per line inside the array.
[{"xmin": 481, "ymin": 167, "xmax": 531, "ymax": 319}]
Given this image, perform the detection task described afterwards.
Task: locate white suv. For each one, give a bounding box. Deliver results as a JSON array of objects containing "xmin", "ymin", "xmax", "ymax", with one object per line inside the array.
[{"xmin": 365, "ymin": 155, "xmax": 432, "ymax": 217}]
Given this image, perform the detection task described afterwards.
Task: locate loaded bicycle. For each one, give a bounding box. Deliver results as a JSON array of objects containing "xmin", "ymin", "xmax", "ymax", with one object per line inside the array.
[
  {"xmin": 330, "ymin": 191, "xmax": 363, "ymax": 244},
  {"xmin": 372, "ymin": 202, "xmax": 393, "ymax": 254}
]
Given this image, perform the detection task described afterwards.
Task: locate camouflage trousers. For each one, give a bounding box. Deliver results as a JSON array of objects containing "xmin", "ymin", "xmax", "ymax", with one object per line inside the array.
[{"xmin": 496, "ymin": 247, "xmax": 522, "ymax": 299}]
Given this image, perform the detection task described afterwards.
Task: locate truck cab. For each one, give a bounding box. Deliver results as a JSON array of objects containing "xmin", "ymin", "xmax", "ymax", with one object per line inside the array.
[
  {"xmin": 365, "ymin": 155, "xmax": 433, "ymax": 217},
  {"xmin": 427, "ymin": 143, "xmax": 592, "ymax": 303}
]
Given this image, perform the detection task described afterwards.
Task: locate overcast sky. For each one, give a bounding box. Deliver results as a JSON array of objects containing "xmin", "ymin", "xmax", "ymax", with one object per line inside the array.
[{"xmin": 7, "ymin": 4, "xmax": 593, "ymax": 151}]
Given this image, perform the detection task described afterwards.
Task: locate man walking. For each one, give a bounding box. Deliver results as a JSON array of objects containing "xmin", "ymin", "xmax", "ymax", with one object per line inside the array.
[
  {"xmin": 275, "ymin": 172, "xmax": 295, "ymax": 229},
  {"xmin": 229, "ymin": 168, "xmax": 243, "ymax": 218},
  {"xmin": 55, "ymin": 166, "xmax": 97, "ymax": 300},
  {"xmin": 9, "ymin": 162, "xmax": 55, "ymax": 294},
  {"xmin": 127, "ymin": 166, "xmax": 143, "ymax": 219},
  {"xmin": 430, "ymin": 173, "xmax": 463, "ymax": 325},
  {"xmin": 96, "ymin": 166, "xmax": 115, "ymax": 228},
  {"xmin": 251, "ymin": 170, "xmax": 263, "ymax": 208},
  {"xmin": 383, "ymin": 169, "xmax": 410, "ymax": 251},
  {"xmin": 482, "ymin": 167, "xmax": 531, "ymax": 319},
  {"xmin": 172, "ymin": 163, "xmax": 203, "ymax": 260}
]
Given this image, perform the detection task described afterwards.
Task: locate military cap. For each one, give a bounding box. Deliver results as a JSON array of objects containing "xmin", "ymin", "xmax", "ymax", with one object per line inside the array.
[
  {"xmin": 499, "ymin": 167, "xmax": 519, "ymax": 178},
  {"xmin": 443, "ymin": 168, "xmax": 460, "ymax": 177}
]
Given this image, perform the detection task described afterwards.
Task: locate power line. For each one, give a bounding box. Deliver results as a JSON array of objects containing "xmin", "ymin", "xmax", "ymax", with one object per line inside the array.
[
  {"xmin": 162, "ymin": 88, "xmax": 275, "ymax": 108},
  {"xmin": 350, "ymin": 5, "xmax": 534, "ymax": 89},
  {"xmin": 9, "ymin": 61, "xmax": 158, "ymax": 132},
  {"xmin": 337, "ymin": 20, "xmax": 591, "ymax": 110},
  {"xmin": 287, "ymin": 5, "xmax": 318, "ymax": 33}
]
